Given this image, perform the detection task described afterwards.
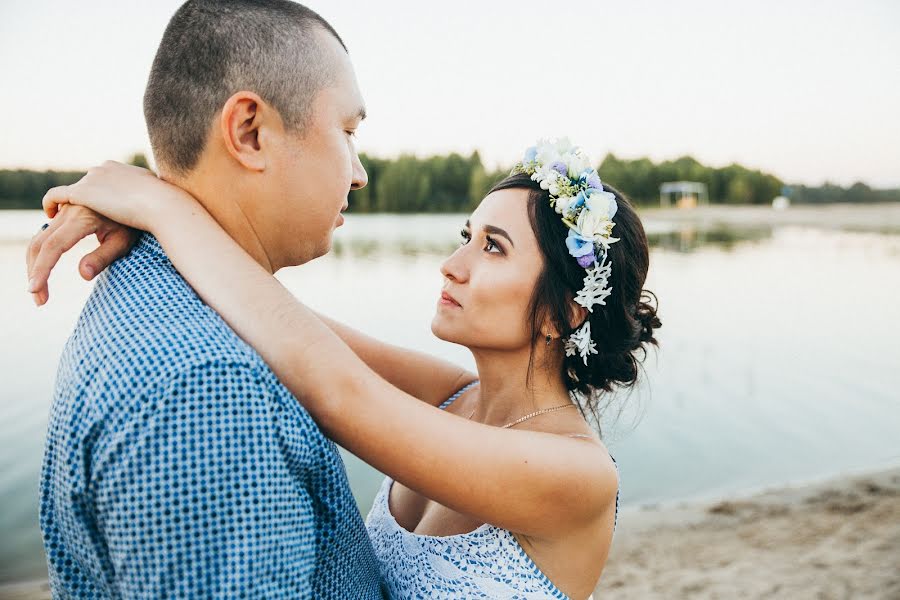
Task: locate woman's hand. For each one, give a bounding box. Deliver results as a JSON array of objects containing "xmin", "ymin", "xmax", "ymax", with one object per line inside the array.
[
  {"xmin": 26, "ymin": 204, "xmax": 139, "ymax": 306},
  {"xmin": 42, "ymin": 161, "xmax": 193, "ymax": 231},
  {"xmin": 28, "ymin": 160, "xmax": 197, "ymax": 306}
]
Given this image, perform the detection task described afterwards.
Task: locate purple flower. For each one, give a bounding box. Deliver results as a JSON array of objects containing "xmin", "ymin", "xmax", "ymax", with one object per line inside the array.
[
  {"xmin": 550, "ymin": 161, "xmax": 568, "ymax": 176},
  {"xmin": 577, "ymin": 253, "xmax": 597, "ymax": 268},
  {"xmin": 578, "ymin": 169, "xmax": 602, "ymax": 190}
]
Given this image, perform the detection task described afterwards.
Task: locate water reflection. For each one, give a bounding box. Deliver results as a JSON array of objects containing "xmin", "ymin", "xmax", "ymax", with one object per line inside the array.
[
  {"xmin": 331, "ymin": 220, "xmax": 777, "ymax": 259},
  {"xmin": 2, "ymin": 208, "xmax": 899, "ymax": 585},
  {"xmin": 647, "ymin": 225, "xmax": 773, "ymax": 253}
]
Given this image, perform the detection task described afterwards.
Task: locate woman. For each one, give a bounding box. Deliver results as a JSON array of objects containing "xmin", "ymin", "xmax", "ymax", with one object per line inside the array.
[{"xmin": 33, "ymin": 139, "xmax": 660, "ymax": 599}]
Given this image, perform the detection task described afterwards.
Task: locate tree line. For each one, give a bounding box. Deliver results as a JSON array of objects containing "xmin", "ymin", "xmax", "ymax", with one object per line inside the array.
[{"xmin": 1, "ymin": 151, "xmax": 896, "ymax": 212}]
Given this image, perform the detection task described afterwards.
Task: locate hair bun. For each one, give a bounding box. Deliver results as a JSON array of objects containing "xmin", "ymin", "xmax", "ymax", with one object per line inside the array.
[{"xmin": 635, "ymin": 290, "xmax": 661, "ymax": 345}]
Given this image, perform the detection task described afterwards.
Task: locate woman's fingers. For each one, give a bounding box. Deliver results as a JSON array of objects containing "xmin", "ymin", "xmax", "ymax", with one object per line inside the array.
[
  {"xmin": 26, "ymin": 218, "xmax": 60, "ymax": 298},
  {"xmin": 78, "ymin": 226, "xmax": 139, "ymax": 281},
  {"xmin": 27, "ymin": 206, "xmax": 102, "ymax": 306},
  {"xmin": 42, "ymin": 185, "xmax": 74, "ymax": 218}
]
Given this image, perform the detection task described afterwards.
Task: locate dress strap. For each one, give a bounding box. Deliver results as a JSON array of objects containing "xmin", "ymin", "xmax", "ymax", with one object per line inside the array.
[{"xmin": 438, "ymin": 380, "xmax": 479, "ymax": 411}]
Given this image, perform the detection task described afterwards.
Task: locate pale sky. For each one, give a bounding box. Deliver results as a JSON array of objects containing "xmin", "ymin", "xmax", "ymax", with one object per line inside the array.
[{"xmin": 1, "ymin": 0, "xmax": 898, "ymax": 187}]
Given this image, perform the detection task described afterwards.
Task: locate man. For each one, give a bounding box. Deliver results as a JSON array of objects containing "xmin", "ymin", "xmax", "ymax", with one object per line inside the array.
[{"xmin": 26, "ymin": 1, "xmax": 383, "ymax": 597}]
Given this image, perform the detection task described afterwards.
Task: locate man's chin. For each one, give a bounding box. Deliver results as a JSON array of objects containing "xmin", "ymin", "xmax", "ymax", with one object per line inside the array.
[{"xmin": 285, "ymin": 238, "xmax": 331, "ymax": 267}]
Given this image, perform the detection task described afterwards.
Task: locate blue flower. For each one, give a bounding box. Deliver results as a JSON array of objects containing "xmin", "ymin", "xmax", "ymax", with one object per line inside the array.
[
  {"xmin": 572, "ymin": 191, "xmax": 587, "ymax": 210},
  {"xmin": 578, "ymin": 169, "xmax": 602, "ymax": 191},
  {"xmin": 523, "ymin": 146, "xmax": 537, "ymax": 164},
  {"xmin": 565, "ymin": 229, "xmax": 595, "ymax": 261}
]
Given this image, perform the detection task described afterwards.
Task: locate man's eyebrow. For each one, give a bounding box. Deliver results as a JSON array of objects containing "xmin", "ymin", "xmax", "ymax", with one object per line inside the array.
[{"xmin": 463, "ymin": 220, "xmax": 515, "ymax": 248}]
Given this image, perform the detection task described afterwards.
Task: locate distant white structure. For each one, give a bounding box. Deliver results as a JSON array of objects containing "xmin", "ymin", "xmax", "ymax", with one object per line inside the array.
[
  {"xmin": 659, "ymin": 181, "xmax": 709, "ymax": 209},
  {"xmin": 772, "ymin": 196, "xmax": 790, "ymax": 210}
]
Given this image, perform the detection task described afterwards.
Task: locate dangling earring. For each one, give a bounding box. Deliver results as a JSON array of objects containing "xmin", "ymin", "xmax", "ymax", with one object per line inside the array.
[{"xmin": 545, "ymin": 334, "xmax": 552, "ymax": 346}]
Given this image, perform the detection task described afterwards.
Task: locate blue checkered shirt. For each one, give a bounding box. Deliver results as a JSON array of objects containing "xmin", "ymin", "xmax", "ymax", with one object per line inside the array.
[{"xmin": 40, "ymin": 233, "xmax": 384, "ymax": 599}]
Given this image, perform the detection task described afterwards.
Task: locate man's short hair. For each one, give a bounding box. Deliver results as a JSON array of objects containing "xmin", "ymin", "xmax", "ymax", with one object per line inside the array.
[{"xmin": 144, "ymin": 0, "xmax": 346, "ymax": 174}]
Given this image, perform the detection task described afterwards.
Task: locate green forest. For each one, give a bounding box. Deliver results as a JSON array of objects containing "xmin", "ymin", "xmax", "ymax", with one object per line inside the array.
[{"xmin": 1, "ymin": 151, "xmax": 896, "ymax": 212}]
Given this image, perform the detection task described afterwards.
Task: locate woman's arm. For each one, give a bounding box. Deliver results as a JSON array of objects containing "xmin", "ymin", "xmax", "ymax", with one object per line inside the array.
[
  {"xmin": 29, "ymin": 166, "xmax": 475, "ymax": 407},
  {"xmin": 40, "ymin": 165, "xmax": 618, "ymax": 540},
  {"xmin": 309, "ymin": 311, "xmax": 476, "ymax": 408}
]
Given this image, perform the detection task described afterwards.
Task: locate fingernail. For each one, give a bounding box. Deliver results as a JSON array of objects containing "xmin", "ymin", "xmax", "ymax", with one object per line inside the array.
[
  {"xmin": 27, "ymin": 278, "xmax": 37, "ymax": 293},
  {"xmin": 32, "ymin": 293, "xmax": 40, "ymax": 307},
  {"xmin": 83, "ymin": 265, "xmax": 95, "ymax": 279}
]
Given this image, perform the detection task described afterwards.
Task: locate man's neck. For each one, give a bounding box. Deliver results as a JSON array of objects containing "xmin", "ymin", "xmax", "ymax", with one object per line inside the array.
[{"xmin": 161, "ymin": 167, "xmax": 276, "ymax": 274}]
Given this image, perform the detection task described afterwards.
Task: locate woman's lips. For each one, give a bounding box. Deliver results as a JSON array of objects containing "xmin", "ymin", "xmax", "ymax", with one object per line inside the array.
[{"xmin": 439, "ymin": 291, "xmax": 461, "ymax": 307}]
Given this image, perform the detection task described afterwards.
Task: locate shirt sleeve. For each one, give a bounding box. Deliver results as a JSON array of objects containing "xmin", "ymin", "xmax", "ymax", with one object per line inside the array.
[{"xmin": 93, "ymin": 359, "xmax": 316, "ymax": 599}]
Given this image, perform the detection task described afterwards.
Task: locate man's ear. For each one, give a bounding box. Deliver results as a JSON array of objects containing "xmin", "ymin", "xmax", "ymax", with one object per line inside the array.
[{"xmin": 218, "ymin": 91, "xmax": 275, "ymax": 172}]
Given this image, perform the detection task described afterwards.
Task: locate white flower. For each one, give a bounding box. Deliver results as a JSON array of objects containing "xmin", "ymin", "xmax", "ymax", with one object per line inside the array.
[
  {"xmin": 565, "ymin": 151, "xmax": 591, "ymax": 179},
  {"xmin": 535, "ymin": 144, "xmax": 561, "ymax": 170},
  {"xmin": 532, "ymin": 162, "xmax": 558, "ymax": 186},
  {"xmin": 576, "ymin": 206, "xmax": 611, "ymax": 239},
  {"xmin": 585, "ymin": 189, "xmax": 618, "ymax": 219},
  {"xmin": 553, "ymin": 137, "xmax": 574, "ymax": 154},
  {"xmin": 564, "ymin": 321, "xmax": 598, "ymax": 365},
  {"xmin": 574, "ymin": 259, "xmax": 613, "ymax": 312},
  {"xmin": 554, "ymin": 195, "xmax": 575, "ymax": 215},
  {"xmin": 534, "ymin": 169, "xmax": 564, "ymax": 194},
  {"xmin": 548, "ymin": 177, "xmax": 563, "ymax": 197}
]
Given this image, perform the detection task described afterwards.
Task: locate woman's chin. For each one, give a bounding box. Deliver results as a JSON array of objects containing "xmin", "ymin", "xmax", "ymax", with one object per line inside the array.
[{"xmin": 430, "ymin": 316, "xmax": 453, "ymax": 342}]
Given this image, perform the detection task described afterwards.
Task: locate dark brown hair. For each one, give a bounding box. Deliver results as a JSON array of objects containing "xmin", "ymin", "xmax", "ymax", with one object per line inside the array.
[
  {"xmin": 144, "ymin": 0, "xmax": 346, "ymax": 174},
  {"xmin": 489, "ymin": 173, "xmax": 661, "ymax": 428}
]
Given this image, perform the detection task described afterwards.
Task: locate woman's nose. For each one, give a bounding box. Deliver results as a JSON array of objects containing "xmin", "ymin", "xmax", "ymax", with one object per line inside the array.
[{"xmin": 440, "ymin": 247, "xmax": 469, "ymax": 283}]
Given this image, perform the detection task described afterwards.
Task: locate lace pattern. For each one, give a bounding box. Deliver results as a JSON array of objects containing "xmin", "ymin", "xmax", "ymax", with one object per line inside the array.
[
  {"xmin": 362, "ymin": 381, "xmax": 617, "ymax": 599},
  {"xmin": 365, "ymin": 477, "xmax": 569, "ymax": 599}
]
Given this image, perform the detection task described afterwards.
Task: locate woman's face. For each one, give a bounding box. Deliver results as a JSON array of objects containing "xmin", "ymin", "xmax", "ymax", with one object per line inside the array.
[{"xmin": 432, "ymin": 188, "xmax": 546, "ymax": 352}]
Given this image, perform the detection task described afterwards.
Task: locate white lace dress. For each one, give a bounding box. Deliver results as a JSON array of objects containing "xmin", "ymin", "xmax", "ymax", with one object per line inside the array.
[{"xmin": 364, "ymin": 383, "xmax": 618, "ymax": 599}]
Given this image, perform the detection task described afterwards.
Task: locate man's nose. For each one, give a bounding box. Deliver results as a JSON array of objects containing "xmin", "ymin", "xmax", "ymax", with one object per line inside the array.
[{"xmin": 350, "ymin": 153, "xmax": 368, "ymax": 191}]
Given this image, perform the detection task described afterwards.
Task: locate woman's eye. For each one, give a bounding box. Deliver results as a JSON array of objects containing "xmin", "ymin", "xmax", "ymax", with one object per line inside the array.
[
  {"xmin": 459, "ymin": 230, "xmax": 471, "ymax": 245},
  {"xmin": 485, "ymin": 236, "xmax": 502, "ymax": 254}
]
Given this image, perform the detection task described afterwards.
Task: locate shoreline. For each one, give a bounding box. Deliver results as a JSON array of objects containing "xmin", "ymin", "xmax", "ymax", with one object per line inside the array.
[
  {"xmin": 594, "ymin": 465, "xmax": 900, "ymax": 599},
  {"xmin": 639, "ymin": 201, "xmax": 900, "ymax": 234},
  {"xmin": 3, "ymin": 465, "xmax": 898, "ymax": 600}
]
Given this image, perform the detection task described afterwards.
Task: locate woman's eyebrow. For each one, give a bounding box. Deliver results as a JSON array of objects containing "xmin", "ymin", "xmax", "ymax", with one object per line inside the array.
[
  {"xmin": 465, "ymin": 219, "xmax": 514, "ymax": 247},
  {"xmin": 484, "ymin": 225, "xmax": 514, "ymax": 247}
]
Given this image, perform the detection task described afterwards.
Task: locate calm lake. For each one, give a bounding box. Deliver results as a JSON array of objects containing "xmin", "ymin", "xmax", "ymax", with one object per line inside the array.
[{"xmin": 2, "ymin": 206, "xmax": 899, "ymax": 584}]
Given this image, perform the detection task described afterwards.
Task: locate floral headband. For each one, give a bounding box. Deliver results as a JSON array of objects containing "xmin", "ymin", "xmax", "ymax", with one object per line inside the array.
[{"xmin": 511, "ymin": 138, "xmax": 619, "ymax": 366}]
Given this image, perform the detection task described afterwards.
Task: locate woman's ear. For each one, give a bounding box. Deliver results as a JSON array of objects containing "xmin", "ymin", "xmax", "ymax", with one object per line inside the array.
[
  {"xmin": 568, "ymin": 302, "xmax": 588, "ymax": 331},
  {"xmin": 219, "ymin": 91, "xmax": 276, "ymax": 172},
  {"xmin": 540, "ymin": 302, "xmax": 587, "ymax": 339}
]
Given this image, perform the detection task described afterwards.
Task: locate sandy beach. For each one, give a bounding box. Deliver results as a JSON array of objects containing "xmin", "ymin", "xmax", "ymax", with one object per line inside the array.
[
  {"xmin": 595, "ymin": 466, "xmax": 900, "ymax": 599},
  {"xmin": 3, "ymin": 466, "xmax": 897, "ymax": 600}
]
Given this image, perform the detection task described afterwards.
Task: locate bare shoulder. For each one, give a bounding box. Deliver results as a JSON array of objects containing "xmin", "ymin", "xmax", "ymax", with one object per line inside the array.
[{"xmin": 523, "ymin": 415, "xmax": 619, "ymax": 504}]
